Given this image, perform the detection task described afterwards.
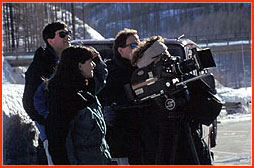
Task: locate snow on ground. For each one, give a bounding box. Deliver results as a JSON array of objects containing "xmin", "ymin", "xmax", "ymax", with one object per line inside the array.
[
  {"xmin": 215, "ymin": 80, "xmax": 252, "ymax": 123},
  {"xmin": 2, "ymin": 83, "xmax": 38, "ymax": 165},
  {"xmin": 2, "ymin": 58, "xmax": 25, "ymax": 84},
  {"xmin": 2, "ymin": 56, "xmax": 38, "ymax": 165},
  {"xmin": 216, "ymin": 81, "xmax": 251, "ymax": 105}
]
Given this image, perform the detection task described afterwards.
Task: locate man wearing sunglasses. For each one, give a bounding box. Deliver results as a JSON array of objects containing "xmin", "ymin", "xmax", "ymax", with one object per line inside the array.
[
  {"xmin": 22, "ymin": 21, "xmax": 71, "ymax": 165},
  {"xmin": 99, "ymin": 28, "xmax": 159, "ymax": 165}
]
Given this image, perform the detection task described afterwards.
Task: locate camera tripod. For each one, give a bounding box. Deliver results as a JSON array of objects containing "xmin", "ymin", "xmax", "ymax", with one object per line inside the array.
[{"xmin": 155, "ymin": 104, "xmax": 201, "ymax": 165}]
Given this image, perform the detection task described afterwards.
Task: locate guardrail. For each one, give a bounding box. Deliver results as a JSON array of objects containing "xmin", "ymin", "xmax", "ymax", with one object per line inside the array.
[
  {"xmin": 3, "ymin": 33, "xmax": 251, "ymax": 57},
  {"xmin": 4, "ymin": 55, "xmax": 34, "ymax": 67},
  {"xmin": 3, "ymin": 35, "xmax": 251, "ymax": 67}
]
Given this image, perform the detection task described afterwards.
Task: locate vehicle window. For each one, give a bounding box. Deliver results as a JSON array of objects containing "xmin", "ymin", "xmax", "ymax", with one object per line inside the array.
[
  {"xmin": 97, "ymin": 48, "xmax": 113, "ymax": 60},
  {"xmin": 72, "ymin": 41, "xmax": 186, "ymax": 62},
  {"xmin": 89, "ymin": 44, "xmax": 113, "ymax": 51},
  {"xmin": 72, "ymin": 42, "xmax": 113, "ymax": 60}
]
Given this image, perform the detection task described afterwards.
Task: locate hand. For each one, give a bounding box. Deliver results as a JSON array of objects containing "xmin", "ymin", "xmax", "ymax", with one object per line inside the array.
[
  {"xmin": 103, "ymin": 106, "xmax": 116, "ymax": 127},
  {"xmin": 90, "ymin": 47, "xmax": 103, "ymax": 61}
]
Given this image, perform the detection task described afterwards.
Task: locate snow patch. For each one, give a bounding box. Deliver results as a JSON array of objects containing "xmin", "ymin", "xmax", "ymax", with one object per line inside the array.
[
  {"xmin": 51, "ymin": 4, "xmax": 105, "ymax": 40},
  {"xmin": 2, "ymin": 57, "xmax": 25, "ymax": 84},
  {"xmin": 215, "ymin": 80, "xmax": 252, "ymax": 122},
  {"xmin": 2, "ymin": 83, "xmax": 39, "ymax": 165}
]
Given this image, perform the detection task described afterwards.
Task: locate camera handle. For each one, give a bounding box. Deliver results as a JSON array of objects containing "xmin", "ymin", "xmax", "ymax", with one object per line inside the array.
[{"xmin": 175, "ymin": 73, "xmax": 211, "ymax": 87}]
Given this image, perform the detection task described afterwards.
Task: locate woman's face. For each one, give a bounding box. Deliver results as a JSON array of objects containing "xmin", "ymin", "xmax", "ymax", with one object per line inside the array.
[{"xmin": 79, "ymin": 59, "xmax": 96, "ymax": 78}]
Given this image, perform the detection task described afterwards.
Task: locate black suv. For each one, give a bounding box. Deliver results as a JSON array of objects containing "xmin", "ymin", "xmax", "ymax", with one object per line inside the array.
[{"xmin": 72, "ymin": 38, "xmax": 197, "ymax": 60}]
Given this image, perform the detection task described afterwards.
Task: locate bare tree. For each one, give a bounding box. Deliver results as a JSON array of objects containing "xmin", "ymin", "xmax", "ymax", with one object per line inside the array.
[
  {"xmin": 8, "ymin": 3, "xmax": 15, "ymax": 51},
  {"xmin": 82, "ymin": 3, "xmax": 86, "ymax": 39},
  {"xmin": 71, "ymin": 3, "xmax": 76, "ymax": 39}
]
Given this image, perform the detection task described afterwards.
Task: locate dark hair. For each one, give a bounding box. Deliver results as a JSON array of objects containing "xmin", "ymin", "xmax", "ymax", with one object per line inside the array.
[
  {"xmin": 132, "ymin": 36, "xmax": 164, "ymax": 66},
  {"xmin": 42, "ymin": 21, "xmax": 68, "ymax": 47},
  {"xmin": 113, "ymin": 28, "xmax": 138, "ymax": 59},
  {"xmin": 48, "ymin": 45, "xmax": 93, "ymax": 88}
]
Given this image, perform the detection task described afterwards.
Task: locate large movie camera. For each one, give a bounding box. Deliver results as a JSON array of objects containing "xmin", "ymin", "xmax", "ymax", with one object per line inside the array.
[
  {"xmin": 124, "ymin": 47, "xmax": 216, "ymax": 112},
  {"xmin": 123, "ymin": 43, "xmax": 221, "ymax": 165}
]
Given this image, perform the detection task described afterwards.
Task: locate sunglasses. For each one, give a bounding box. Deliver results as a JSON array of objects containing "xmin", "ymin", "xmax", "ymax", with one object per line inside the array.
[
  {"xmin": 58, "ymin": 30, "xmax": 71, "ymax": 38},
  {"xmin": 124, "ymin": 42, "xmax": 138, "ymax": 49}
]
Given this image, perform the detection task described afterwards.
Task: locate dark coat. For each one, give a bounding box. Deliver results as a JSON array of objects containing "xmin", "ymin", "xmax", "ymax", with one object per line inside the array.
[
  {"xmin": 46, "ymin": 82, "xmax": 87, "ymax": 165},
  {"xmin": 66, "ymin": 97, "xmax": 112, "ymax": 165},
  {"xmin": 46, "ymin": 57, "xmax": 109, "ymax": 165},
  {"xmin": 98, "ymin": 55, "xmax": 159, "ymax": 164},
  {"xmin": 23, "ymin": 46, "xmax": 58, "ymax": 125},
  {"xmin": 98, "ymin": 56, "xmax": 134, "ymax": 158}
]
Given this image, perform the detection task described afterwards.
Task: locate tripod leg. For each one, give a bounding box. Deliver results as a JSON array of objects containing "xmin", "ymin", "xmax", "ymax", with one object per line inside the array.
[
  {"xmin": 168, "ymin": 134, "xmax": 179, "ymax": 165},
  {"xmin": 187, "ymin": 126, "xmax": 200, "ymax": 165},
  {"xmin": 155, "ymin": 120, "xmax": 180, "ymax": 165}
]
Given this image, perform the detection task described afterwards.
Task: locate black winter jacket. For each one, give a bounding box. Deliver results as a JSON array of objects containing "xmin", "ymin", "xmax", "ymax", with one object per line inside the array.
[
  {"xmin": 23, "ymin": 46, "xmax": 58, "ymax": 125},
  {"xmin": 98, "ymin": 55, "xmax": 134, "ymax": 157},
  {"xmin": 46, "ymin": 57, "xmax": 109, "ymax": 165},
  {"xmin": 98, "ymin": 55, "xmax": 159, "ymax": 164},
  {"xmin": 66, "ymin": 96, "xmax": 112, "ymax": 165},
  {"xmin": 46, "ymin": 82, "xmax": 88, "ymax": 165}
]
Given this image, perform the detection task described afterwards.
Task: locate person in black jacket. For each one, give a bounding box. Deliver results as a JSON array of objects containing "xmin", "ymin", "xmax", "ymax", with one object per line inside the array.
[
  {"xmin": 99, "ymin": 28, "xmax": 159, "ymax": 165},
  {"xmin": 22, "ymin": 21, "xmax": 71, "ymax": 164},
  {"xmin": 131, "ymin": 36, "xmax": 214, "ymax": 165},
  {"xmin": 45, "ymin": 46, "xmax": 111, "ymax": 165}
]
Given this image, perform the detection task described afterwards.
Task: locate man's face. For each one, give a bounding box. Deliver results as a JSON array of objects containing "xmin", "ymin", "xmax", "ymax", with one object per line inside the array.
[
  {"xmin": 118, "ymin": 34, "xmax": 140, "ymax": 61},
  {"xmin": 48, "ymin": 28, "xmax": 71, "ymax": 54}
]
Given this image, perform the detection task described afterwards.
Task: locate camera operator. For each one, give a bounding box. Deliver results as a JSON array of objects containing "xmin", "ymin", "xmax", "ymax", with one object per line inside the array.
[
  {"xmin": 131, "ymin": 36, "xmax": 214, "ymax": 165},
  {"xmin": 98, "ymin": 28, "xmax": 159, "ymax": 165}
]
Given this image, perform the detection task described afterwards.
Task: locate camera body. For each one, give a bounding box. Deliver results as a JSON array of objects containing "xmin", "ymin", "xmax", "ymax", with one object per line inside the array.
[{"xmin": 125, "ymin": 39, "xmax": 216, "ymax": 106}]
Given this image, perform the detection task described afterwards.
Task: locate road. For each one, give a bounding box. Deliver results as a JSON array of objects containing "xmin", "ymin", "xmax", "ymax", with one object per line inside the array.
[{"xmin": 212, "ymin": 119, "xmax": 252, "ymax": 166}]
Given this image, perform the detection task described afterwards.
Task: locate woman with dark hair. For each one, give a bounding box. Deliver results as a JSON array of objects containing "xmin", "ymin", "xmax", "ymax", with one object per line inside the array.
[{"xmin": 46, "ymin": 46, "xmax": 111, "ymax": 165}]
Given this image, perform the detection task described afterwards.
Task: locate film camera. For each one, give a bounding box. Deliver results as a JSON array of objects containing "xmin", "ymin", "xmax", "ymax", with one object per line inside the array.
[
  {"xmin": 123, "ymin": 38, "xmax": 222, "ymax": 126},
  {"xmin": 125, "ymin": 46, "xmax": 216, "ymax": 104},
  {"xmin": 124, "ymin": 39, "xmax": 221, "ymax": 164},
  {"xmin": 71, "ymin": 38, "xmax": 221, "ymax": 125}
]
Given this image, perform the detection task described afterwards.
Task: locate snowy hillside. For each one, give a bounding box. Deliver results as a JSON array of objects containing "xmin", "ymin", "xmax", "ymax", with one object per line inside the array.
[
  {"xmin": 216, "ymin": 81, "xmax": 252, "ymax": 123},
  {"xmin": 2, "ymin": 58, "xmax": 25, "ymax": 84},
  {"xmin": 50, "ymin": 4, "xmax": 105, "ymax": 40}
]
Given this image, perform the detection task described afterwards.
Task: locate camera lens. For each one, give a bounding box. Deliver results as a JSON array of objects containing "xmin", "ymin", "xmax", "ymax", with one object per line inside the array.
[{"xmin": 179, "ymin": 58, "xmax": 196, "ymax": 74}]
